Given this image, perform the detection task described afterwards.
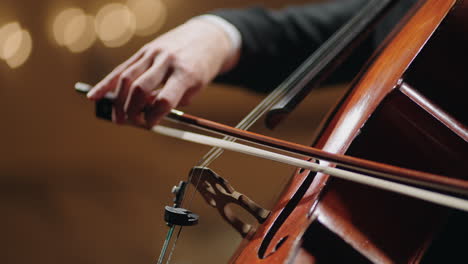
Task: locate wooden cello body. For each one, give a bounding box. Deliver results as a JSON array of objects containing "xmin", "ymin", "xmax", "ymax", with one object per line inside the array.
[{"xmin": 229, "ymin": 0, "xmax": 468, "ymax": 263}]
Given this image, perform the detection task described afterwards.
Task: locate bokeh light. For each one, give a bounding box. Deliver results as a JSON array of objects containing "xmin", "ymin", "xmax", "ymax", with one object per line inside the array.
[
  {"xmin": 127, "ymin": 0, "xmax": 167, "ymax": 36},
  {"xmin": 53, "ymin": 8, "xmax": 97, "ymax": 53},
  {"xmin": 95, "ymin": 3, "xmax": 136, "ymax": 48},
  {"xmin": 50, "ymin": 1, "xmax": 169, "ymax": 52},
  {"xmin": 0, "ymin": 22, "xmax": 22, "ymax": 60},
  {"xmin": 53, "ymin": 8, "xmax": 84, "ymax": 46},
  {"xmin": 64, "ymin": 15, "xmax": 96, "ymax": 53},
  {"xmin": 0, "ymin": 22, "xmax": 33, "ymax": 68}
]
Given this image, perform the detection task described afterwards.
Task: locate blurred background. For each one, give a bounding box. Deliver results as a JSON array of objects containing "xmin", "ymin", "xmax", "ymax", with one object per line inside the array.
[{"xmin": 0, "ymin": 0, "xmax": 347, "ymax": 263}]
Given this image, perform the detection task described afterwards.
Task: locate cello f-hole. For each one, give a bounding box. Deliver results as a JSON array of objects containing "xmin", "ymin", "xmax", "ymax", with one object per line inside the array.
[
  {"xmin": 257, "ymin": 169, "xmax": 317, "ymax": 259},
  {"xmin": 274, "ymin": 236, "xmax": 289, "ymax": 252}
]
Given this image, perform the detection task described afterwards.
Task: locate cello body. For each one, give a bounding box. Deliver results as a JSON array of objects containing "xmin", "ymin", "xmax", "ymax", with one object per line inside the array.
[{"xmin": 229, "ymin": 0, "xmax": 468, "ymax": 263}]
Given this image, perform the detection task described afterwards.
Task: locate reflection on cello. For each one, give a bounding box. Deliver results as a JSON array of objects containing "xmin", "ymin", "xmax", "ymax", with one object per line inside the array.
[{"xmin": 80, "ymin": 0, "xmax": 467, "ymax": 263}]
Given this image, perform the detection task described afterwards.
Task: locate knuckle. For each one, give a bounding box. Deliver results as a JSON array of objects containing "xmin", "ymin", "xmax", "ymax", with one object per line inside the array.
[
  {"xmin": 183, "ymin": 69, "xmax": 202, "ymax": 86},
  {"xmin": 165, "ymin": 100, "xmax": 176, "ymax": 110},
  {"xmin": 114, "ymin": 64, "xmax": 126, "ymax": 73},
  {"xmin": 130, "ymin": 80, "xmax": 142, "ymax": 89},
  {"xmin": 187, "ymin": 72, "xmax": 203, "ymax": 87},
  {"xmin": 120, "ymin": 71, "xmax": 133, "ymax": 82},
  {"xmin": 141, "ymin": 43, "xmax": 152, "ymax": 53},
  {"xmin": 130, "ymin": 81, "xmax": 147, "ymax": 94},
  {"xmin": 120, "ymin": 69, "xmax": 139, "ymax": 84},
  {"xmin": 165, "ymin": 51, "xmax": 176, "ymax": 62},
  {"xmin": 159, "ymin": 97, "xmax": 176, "ymax": 110},
  {"xmin": 157, "ymin": 50, "xmax": 175, "ymax": 64},
  {"xmin": 128, "ymin": 84, "xmax": 140, "ymax": 94},
  {"xmin": 145, "ymin": 48, "xmax": 159, "ymax": 58}
]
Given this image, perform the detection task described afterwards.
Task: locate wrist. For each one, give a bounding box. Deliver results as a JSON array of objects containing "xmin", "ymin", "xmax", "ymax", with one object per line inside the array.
[{"xmin": 189, "ymin": 15, "xmax": 241, "ymax": 72}]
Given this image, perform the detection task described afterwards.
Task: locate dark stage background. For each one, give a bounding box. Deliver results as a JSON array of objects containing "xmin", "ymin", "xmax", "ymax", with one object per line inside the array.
[{"xmin": 0, "ymin": 0, "xmax": 347, "ymax": 263}]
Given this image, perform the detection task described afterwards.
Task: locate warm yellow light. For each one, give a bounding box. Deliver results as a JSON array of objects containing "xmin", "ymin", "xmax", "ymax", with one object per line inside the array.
[
  {"xmin": 63, "ymin": 13, "xmax": 87, "ymax": 46},
  {"xmin": 7, "ymin": 30, "xmax": 32, "ymax": 68},
  {"xmin": 0, "ymin": 22, "xmax": 21, "ymax": 59},
  {"xmin": 0, "ymin": 22, "xmax": 33, "ymax": 68},
  {"xmin": 52, "ymin": 8, "xmax": 96, "ymax": 53},
  {"xmin": 127, "ymin": 0, "xmax": 167, "ymax": 36},
  {"xmin": 53, "ymin": 8, "xmax": 84, "ymax": 46},
  {"xmin": 64, "ymin": 15, "xmax": 96, "ymax": 53},
  {"xmin": 95, "ymin": 3, "xmax": 136, "ymax": 48},
  {"xmin": 1, "ymin": 25, "xmax": 23, "ymax": 60}
]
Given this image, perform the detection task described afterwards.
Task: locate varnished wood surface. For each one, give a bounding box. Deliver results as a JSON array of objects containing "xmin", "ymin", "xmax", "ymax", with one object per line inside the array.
[
  {"xmin": 230, "ymin": 0, "xmax": 464, "ymax": 263},
  {"xmin": 316, "ymin": 86, "xmax": 467, "ymax": 263}
]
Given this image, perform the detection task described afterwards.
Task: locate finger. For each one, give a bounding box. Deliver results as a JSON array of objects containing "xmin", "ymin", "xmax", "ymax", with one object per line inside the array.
[
  {"xmin": 145, "ymin": 70, "xmax": 194, "ymax": 127},
  {"xmin": 87, "ymin": 48, "xmax": 146, "ymax": 100},
  {"xmin": 113, "ymin": 53, "xmax": 156, "ymax": 123},
  {"xmin": 158, "ymin": 70, "xmax": 199, "ymax": 108},
  {"xmin": 125, "ymin": 54, "xmax": 172, "ymax": 123},
  {"xmin": 145, "ymin": 98, "xmax": 171, "ymax": 128},
  {"xmin": 178, "ymin": 85, "xmax": 202, "ymax": 107},
  {"xmin": 113, "ymin": 77, "xmax": 131, "ymax": 124},
  {"xmin": 148, "ymin": 89, "xmax": 161, "ymax": 103},
  {"xmin": 128, "ymin": 112, "xmax": 147, "ymax": 128},
  {"xmin": 143, "ymin": 89, "xmax": 161, "ymax": 125},
  {"xmin": 143, "ymin": 85, "xmax": 199, "ymax": 128}
]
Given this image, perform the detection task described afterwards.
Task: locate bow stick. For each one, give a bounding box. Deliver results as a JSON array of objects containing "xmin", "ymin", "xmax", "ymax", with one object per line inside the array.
[{"xmin": 76, "ymin": 82, "xmax": 468, "ymax": 212}]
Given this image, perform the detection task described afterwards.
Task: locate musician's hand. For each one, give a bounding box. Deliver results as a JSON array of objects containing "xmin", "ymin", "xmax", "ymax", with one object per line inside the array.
[{"xmin": 86, "ymin": 18, "xmax": 239, "ymax": 127}]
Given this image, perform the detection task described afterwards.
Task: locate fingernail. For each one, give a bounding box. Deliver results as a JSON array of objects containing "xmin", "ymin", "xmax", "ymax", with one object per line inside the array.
[
  {"xmin": 87, "ymin": 89, "xmax": 97, "ymax": 99},
  {"xmin": 124, "ymin": 87, "xmax": 142, "ymax": 113}
]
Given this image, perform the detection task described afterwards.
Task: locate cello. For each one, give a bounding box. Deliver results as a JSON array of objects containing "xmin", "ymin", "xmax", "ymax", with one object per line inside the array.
[
  {"xmin": 78, "ymin": 0, "xmax": 468, "ymax": 262},
  {"xmin": 225, "ymin": 0, "xmax": 468, "ymax": 263}
]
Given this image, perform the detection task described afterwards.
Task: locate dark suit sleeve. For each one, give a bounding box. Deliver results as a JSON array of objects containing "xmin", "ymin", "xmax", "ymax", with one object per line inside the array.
[{"xmin": 212, "ymin": 0, "xmax": 369, "ymax": 92}]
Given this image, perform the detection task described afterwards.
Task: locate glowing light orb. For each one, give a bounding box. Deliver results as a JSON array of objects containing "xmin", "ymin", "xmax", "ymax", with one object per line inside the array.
[
  {"xmin": 95, "ymin": 3, "xmax": 136, "ymax": 48},
  {"xmin": 127, "ymin": 0, "xmax": 167, "ymax": 36},
  {"xmin": 0, "ymin": 22, "xmax": 33, "ymax": 68},
  {"xmin": 53, "ymin": 8, "xmax": 84, "ymax": 46},
  {"xmin": 53, "ymin": 8, "xmax": 96, "ymax": 53},
  {"xmin": 64, "ymin": 15, "xmax": 96, "ymax": 53},
  {"xmin": 1, "ymin": 23, "xmax": 22, "ymax": 60}
]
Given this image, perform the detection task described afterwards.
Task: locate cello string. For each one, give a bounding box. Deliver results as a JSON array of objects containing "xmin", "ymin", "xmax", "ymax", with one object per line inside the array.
[
  {"xmin": 165, "ymin": 110, "xmax": 468, "ymax": 196},
  {"xmin": 77, "ymin": 0, "xmax": 397, "ymax": 260},
  {"xmin": 152, "ymin": 125, "xmax": 468, "ymax": 212},
  {"xmin": 165, "ymin": 226, "xmax": 183, "ymax": 264},
  {"xmin": 164, "ymin": 161, "xmax": 217, "ymax": 263},
  {"xmin": 168, "ymin": 0, "xmax": 395, "ymax": 207},
  {"xmin": 157, "ymin": 160, "xmax": 205, "ymax": 263},
  {"xmin": 158, "ymin": 87, "xmax": 289, "ymax": 263},
  {"xmin": 157, "ymin": 225, "xmax": 175, "ymax": 264},
  {"xmin": 160, "ymin": 81, "xmax": 300, "ymax": 262},
  {"xmin": 158, "ymin": 1, "xmax": 397, "ymax": 260},
  {"xmin": 80, "ymin": 1, "xmax": 395, "ymax": 255},
  {"xmin": 165, "ymin": 162, "xmax": 206, "ymax": 264},
  {"xmin": 159, "ymin": 54, "xmax": 304, "ymax": 261}
]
